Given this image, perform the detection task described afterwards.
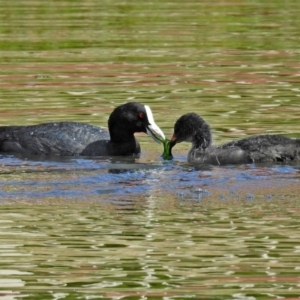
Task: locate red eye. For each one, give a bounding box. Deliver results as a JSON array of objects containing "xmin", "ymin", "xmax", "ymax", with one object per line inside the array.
[{"xmin": 139, "ymin": 112, "xmax": 145, "ymax": 119}]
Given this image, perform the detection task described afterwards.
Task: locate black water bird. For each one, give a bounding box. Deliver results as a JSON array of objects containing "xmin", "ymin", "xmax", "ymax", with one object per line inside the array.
[
  {"xmin": 0, "ymin": 102, "xmax": 165, "ymax": 156},
  {"xmin": 168, "ymin": 113, "xmax": 300, "ymax": 165}
]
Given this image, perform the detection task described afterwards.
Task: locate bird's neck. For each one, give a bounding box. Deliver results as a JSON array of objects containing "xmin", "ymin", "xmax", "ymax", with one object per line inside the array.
[
  {"xmin": 107, "ymin": 138, "xmax": 140, "ymax": 155},
  {"xmin": 109, "ymin": 126, "xmax": 135, "ymax": 143},
  {"xmin": 192, "ymin": 122, "xmax": 212, "ymax": 150},
  {"xmin": 108, "ymin": 126, "xmax": 140, "ymax": 155}
]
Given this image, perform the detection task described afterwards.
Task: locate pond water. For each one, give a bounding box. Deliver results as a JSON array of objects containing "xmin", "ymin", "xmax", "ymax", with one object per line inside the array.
[{"xmin": 1, "ymin": 0, "xmax": 300, "ymax": 298}]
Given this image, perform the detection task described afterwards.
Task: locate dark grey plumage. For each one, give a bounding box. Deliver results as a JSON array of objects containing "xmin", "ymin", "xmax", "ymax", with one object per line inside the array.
[
  {"xmin": 169, "ymin": 113, "xmax": 300, "ymax": 165},
  {"xmin": 0, "ymin": 102, "xmax": 164, "ymax": 157},
  {"xmin": 0, "ymin": 122, "xmax": 111, "ymax": 156}
]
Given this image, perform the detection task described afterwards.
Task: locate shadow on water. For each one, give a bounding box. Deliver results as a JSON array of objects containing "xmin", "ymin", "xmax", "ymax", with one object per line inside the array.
[{"xmin": 1, "ymin": 152, "xmax": 300, "ymax": 204}]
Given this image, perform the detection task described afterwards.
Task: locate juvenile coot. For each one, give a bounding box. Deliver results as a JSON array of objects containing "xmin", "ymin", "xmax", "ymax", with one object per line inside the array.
[
  {"xmin": 0, "ymin": 102, "xmax": 165, "ymax": 156},
  {"xmin": 168, "ymin": 113, "xmax": 300, "ymax": 165}
]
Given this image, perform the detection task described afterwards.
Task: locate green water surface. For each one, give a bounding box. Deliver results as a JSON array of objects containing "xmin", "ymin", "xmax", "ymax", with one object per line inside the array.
[{"xmin": 1, "ymin": 0, "xmax": 300, "ymax": 298}]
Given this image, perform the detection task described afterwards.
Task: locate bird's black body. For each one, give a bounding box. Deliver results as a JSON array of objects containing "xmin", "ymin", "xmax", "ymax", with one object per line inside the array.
[
  {"xmin": 0, "ymin": 122, "xmax": 110, "ymax": 156},
  {"xmin": 169, "ymin": 113, "xmax": 300, "ymax": 165},
  {"xmin": 0, "ymin": 102, "xmax": 164, "ymax": 157}
]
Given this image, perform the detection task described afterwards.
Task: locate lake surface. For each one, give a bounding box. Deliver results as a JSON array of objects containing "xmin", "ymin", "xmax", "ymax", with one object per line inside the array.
[{"xmin": 1, "ymin": 0, "xmax": 300, "ymax": 298}]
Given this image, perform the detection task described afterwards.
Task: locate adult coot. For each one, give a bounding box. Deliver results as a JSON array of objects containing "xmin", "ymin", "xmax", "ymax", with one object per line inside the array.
[
  {"xmin": 167, "ymin": 113, "xmax": 300, "ymax": 165},
  {"xmin": 0, "ymin": 102, "xmax": 165, "ymax": 156}
]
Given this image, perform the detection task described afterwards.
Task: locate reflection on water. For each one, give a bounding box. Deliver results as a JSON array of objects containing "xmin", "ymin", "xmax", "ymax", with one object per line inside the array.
[
  {"xmin": 1, "ymin": 153, "xmax": 300, "ymax": 202},
  {"xmin": 1, "ymin": 154, "xmax": 300, "ymax": 297},
  {"xmin": 1, "ymin": 195, "xmax": 300, "ymax": 298},
  {"xmin": 1, "ymin": 153, "xmax": 300, "ymax": 297},
  {"xmin": 2, "ymin": 0, "xmax": 300, "ymax": 298}
]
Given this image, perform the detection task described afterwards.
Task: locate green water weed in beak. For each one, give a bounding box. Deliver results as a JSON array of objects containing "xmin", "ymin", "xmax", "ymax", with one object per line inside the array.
[{"xmin": 161, "ymin": 138, "xmax": 173, "ymax": 160}]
